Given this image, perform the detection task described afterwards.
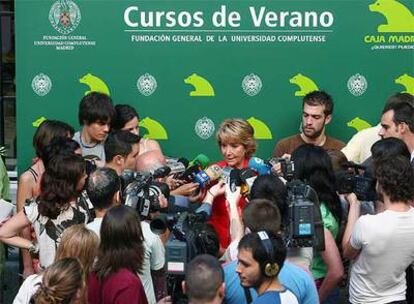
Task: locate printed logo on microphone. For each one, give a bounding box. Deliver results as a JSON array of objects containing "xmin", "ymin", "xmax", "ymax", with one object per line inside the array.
[
  {"xmin": 32, "ymin": 73, "xmax": 52, "ymax": 96},
  {"xmin": 242, "ymin": 73, "xmax": 262, "ymax": 96},
  {"xmin": 49, "ymin": 0, "xmax": 81, "ymax": 35},
  {"xmin": 137, "ymin": 73, "xmax": 157, "ymax": 96},
  {"xmin": 395, "ymin": 73, "xmax": 414, "ymax": 95},
  {"xmin": 347, "ymin": 73, "xmax": 368, "ymax": 96},
  {"xmin": 289, "ymin": 73, "xmax": 319, "ymax": 97},
  {"xmin": 195, "ymin": 117, "xmax": 215, "ymax": 140},
  {"xmin": 140, "ymin": 117, "xmax": 168, "ymax": 140}
]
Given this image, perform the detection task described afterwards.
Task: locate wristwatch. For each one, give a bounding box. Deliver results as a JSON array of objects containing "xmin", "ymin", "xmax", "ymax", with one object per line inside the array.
[{"xmin": 28, "ymin": 243, "xmax": 39, "ymax": 256}]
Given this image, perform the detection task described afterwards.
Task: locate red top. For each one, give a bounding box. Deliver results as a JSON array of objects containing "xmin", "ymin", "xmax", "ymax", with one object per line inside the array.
[
  {"xmin": 208, "ymin": 159, "xmax": 249, "ymax": 249},
  {"xmin": 88, "ymin": 268, "xmax": 148, "ymax": 304}
]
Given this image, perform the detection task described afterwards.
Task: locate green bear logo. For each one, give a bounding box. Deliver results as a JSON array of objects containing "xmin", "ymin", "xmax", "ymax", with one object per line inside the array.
[
  {"xmin": 139, "ymin": 117, "xmax": 168, "ymax": 140},
  {"xmin": 369, "ymin": 0, "xmax": 414, "ymax": 33},
  {"xmin": 395, "ymin": 73, "xmax": 414, "ymax": 95},
  {"xmin": 79, "ymin": 73, "xmax": 111, "ymax": 96},
  {"xmin": 347, "ymin": 117, "xmax": 372, "ymax": 132},
  {"xmin": 32, "ymin": 116, "xmax": 47, "ymax": 128},
  {"xmin": 247, "ymin": 117, "xmax": 273, "ymax": 140},
  {"xmin": 184, "ymin": 73, "xmax": 215, "ymax": 97},
  {"xmin": 289, "ymin": 73, "xmax": 319, "ymax": 97}
]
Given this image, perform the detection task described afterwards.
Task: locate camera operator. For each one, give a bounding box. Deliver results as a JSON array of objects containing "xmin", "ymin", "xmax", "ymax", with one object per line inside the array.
[
  {"xmin": 182, "ymin": 254, "xmax": 224, "ymax": 304},
  {"xmin": 223, "ymin": 198, "xmax": 318, "ymax": 304},
  {"xmin": 291, "ymin": 144, "xmax": 344, "ymax": 303},
  {"xmin": 86, "ymin": 168, "xmax": 121, "ymax": 236},
  {"xmin": 342, "ymin": 156, "xmax": 414, "ymax": 304},
  {"xmin": 87, "ymin": 167, "xmax": 166, "ymax": 304}
]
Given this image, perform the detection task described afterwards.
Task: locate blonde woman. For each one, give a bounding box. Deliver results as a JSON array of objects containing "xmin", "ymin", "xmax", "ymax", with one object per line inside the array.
[
  {"xmin": 13, "ymin": 224, "xmax": 99, "ymax": 304},
  {"xmin": 30, "ymin": 257, "xmax": 84, "ymax": 304},
  {"xmin": 208, "ymin": 119, "xmax": 257, "ymax": 252}
]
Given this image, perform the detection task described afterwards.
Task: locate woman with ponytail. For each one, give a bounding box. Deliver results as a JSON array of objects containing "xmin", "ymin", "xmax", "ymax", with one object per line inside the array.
[{"xmin": 30, "ymin": 257, "xmax": 84, "ymax": 304}]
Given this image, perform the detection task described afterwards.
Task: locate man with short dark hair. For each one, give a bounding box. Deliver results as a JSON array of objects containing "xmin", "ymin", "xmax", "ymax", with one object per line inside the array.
[
  {"xmin": 273, "ymin": 90, "xmax": 344, "ymax": 157},
  {"xmin": 343, "ymin": 156, "xmax": 414, "ymax": 304},
  {"xmin": 223, "ymin": 199, "xmax": 318, "ymax": 304},
  {"xmin": 86, "ymin": 167, "xmax": 121, "ymax": 236},
  {"xmin": 183, "ymin": 254, "xmax": 225, "ymax": 304},
  {"xmin": 236, "ymin": 231, "xmax": 298, "ymax": 304},
  {"xmin": 379, "ymin": 93, "xmax": 414, "ymax": 161},
  {"xmin": 73, "ymin": 92, "xmax": 115, "ymax": 161},
  {"xmin": 105, "ymin": 130, "xmax": 141, "ymax": 175}
]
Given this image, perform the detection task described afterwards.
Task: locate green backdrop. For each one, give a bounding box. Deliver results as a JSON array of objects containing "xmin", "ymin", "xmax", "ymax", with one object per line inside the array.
[{"xmin": 15, "ymin": 0, "xmax": 414, "ymax": 171}]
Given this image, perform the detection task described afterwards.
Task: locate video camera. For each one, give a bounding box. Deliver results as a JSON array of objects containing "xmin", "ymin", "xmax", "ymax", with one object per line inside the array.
[
  {"xmin": 335, "ymin": 162, "xmax": 377, "ymax": 201},
  {"xmin": 285, "ymin": 180, "xmax": 325, "ymax": 251},
  {"xmin": 151, "ymin": 211, "xmax": 214, "ymax": 304},
  {"xmin": 120, "ymin": 169, "xmax": 170, "ymax": 219},
  {"xmin": 268, "ymin": 157, "xmax": 295, "ymax": 181}
]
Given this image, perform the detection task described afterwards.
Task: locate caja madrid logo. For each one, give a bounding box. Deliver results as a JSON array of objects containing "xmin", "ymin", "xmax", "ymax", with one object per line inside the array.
[{"xmin": 49, "ymin": 0, "xmax": 81, "ymax": 35}]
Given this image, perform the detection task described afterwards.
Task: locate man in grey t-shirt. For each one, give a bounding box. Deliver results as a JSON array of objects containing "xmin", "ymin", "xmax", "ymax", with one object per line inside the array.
[{"xmin": 73, "ymin": 92, "xmax": 115, "ymax": 162}]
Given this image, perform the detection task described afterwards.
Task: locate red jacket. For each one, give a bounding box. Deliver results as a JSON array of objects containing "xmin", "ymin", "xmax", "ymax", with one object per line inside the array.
[{"xmin": 208, "ymin": 158, "xmax": 249, "ymax": 249}]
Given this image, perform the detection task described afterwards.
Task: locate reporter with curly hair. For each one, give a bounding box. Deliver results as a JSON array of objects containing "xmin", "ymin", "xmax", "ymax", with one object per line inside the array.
[{"xmin": 343, "ymin": 155, "xmax": 414, "ymax": 304}]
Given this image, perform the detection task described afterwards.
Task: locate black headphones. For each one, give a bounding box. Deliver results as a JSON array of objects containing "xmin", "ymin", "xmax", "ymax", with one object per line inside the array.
[{"xmin": 257, "ymin": 231, "xmax": 279, "ymax": 277}]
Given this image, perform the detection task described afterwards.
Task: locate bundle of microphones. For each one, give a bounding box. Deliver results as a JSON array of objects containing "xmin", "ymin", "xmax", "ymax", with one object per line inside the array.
[{"xmin": 154, "ymin": 155, "xmax": 292, "ymax": 195}]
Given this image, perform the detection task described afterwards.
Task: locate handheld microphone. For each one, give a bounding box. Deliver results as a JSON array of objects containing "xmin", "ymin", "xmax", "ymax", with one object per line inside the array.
[
  {"xmin": 194, "ymin": 164, "xmax": 223, "ymax": 188},
  {"xmin": 152, "ymin": 166, "xmax": 172, "ymax": 179},
  {"xmin": 165, "ymin": 157, "xmax": 189, "ymax": 175},
  {"xmin": 248, "ymin": 157, "xmax": 272, "ymax": 175},
  {"xmin": 240, "ymin": 168, "xmax": 258, "ymax": 194},
  {"xmin": 189, "ymin": 154, "xmax": 210, "ymax": 169},
  {"xmin": 229, "ymin": 169, "xmax": 242, "ymax": 193}
]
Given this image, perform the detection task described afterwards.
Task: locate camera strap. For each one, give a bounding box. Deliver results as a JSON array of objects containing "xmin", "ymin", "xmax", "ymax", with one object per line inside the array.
[{"xmin": 243, "ymin": 287, "xmax": 252, "ymax": 304}]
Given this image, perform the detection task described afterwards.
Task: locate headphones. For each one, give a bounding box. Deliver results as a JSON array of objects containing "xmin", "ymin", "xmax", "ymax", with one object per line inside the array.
[{"xmin": 257, "ymin": 231, "xmax": 279, "ymax": 277}]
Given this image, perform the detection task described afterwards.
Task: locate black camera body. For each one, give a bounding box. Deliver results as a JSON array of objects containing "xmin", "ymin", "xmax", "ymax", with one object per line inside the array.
[
  {"xmin": 336, "ymin": 163, "xmax": 377, "ymax": 201},
  {"xmin": 150, "ymin": 211, "xmax": 211, "ymax": 304},
  {"xmin": 285, "ymin": 180, "xmax": 325, "ymax": 251},
  {"xmin": 268, "ymin": 157, "xmax": 295, "ymax": 180},
  {"xmin": 121, "ymin": 170, "xmax": 167, "ymax": 219}
]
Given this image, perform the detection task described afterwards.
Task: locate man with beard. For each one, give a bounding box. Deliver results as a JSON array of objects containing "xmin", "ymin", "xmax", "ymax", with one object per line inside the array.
[{"xmin": 272, "ymin": 91, "xmax": 344, "ymax": 157}]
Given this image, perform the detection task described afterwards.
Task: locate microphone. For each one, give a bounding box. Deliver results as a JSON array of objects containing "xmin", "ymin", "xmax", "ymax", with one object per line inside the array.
[
  {"xmin": 229, "ymin": 169, "xmax": 242, "ymax": 193},
  {"xmin": 165, "ymin": 157, "xmax": 189, "ymax": 175},
  {"xmin": 248, "ymin": 157, "xmax": 272, "ymax": 175},
  {"xmin": 152, "ymin": 166, "xmax": 172, "ymax": 178},
  {"xmin": 194, "ymin": 164, "xmax": 223, "ymax": 188},
  {"xmin": 189, "ymin": 154, "xmax": 210, "ymax": 169}
]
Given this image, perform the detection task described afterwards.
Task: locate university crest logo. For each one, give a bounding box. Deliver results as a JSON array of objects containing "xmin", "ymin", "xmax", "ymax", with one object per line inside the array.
[
  {"xmin": 137, "ymin": 73, "xmax": 157, "ymax": 96},
  {"xmin": 195, "ymin": 117, "xmax": 215, "ymax": 140},
  {"xmin": 347, "ymin": 74, "xmax": 368, "ymax": 96},
  {"xmin": 49, "ymin": 0, "xmax": 81, "ymax": 35},
  {"xmin": 32, "ymin": 73, "xmax": 52, "ymax": 96}
]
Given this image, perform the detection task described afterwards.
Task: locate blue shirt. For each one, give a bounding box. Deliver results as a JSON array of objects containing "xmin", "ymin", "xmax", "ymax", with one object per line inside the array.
[
  {"xmin": 224, "ymin": 260, "xmax": 319, "ymax": 304},
  {"xmin": 254, "ymin": 289, "xmax": 299, "ymax": 304}
]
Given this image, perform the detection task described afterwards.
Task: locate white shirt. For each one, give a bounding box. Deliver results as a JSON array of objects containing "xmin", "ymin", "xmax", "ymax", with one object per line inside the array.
[
  {"xmin": 86, "ymin": 217, "xmax": 103, "ymax": 237},
  {"xmin": 13, "ymin": 274, "xmax": 42, "ymax": 304},
  {"xmin": 139, "ymin": 221, "xmax": 165, "ymax": 304},
  {"xmin": 341, "ymin": 124, "xmax": 381, "ymax": 164},
  {"xmin": 349, "ymin": 208, "xmax": 414, "ymax": 304}
]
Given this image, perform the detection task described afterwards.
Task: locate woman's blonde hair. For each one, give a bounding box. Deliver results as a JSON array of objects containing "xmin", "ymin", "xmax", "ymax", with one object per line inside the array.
[
  {"xmin": 56, "ymin": 224, "xmax": 99, "ymax": 275},
  {"xmin": 31, "ymin": 258, "xmax": 83, "ymax": 304},
  {"xmin": 216, "ymin": 119, "xmax": 257, "ymax": 158}
]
